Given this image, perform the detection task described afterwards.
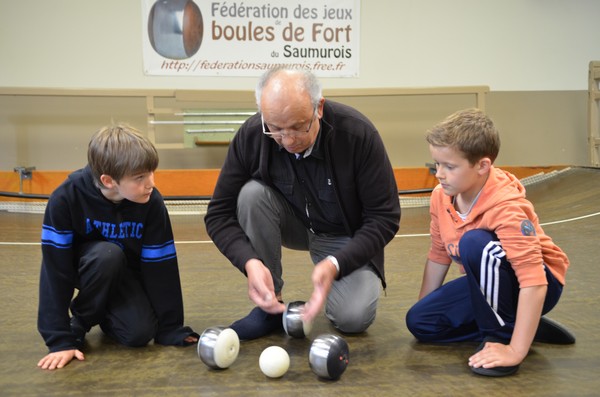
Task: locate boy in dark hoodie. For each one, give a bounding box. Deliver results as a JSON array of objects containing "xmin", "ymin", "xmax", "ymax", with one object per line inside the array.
[{"xmin": 37, "ymin": 123, "xmax": 197, "ymax": 370}]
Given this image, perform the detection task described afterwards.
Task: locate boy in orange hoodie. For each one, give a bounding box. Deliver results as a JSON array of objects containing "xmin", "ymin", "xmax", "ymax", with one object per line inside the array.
[{"xmin": 405, "ymin": 108, "xmax": 575, "ymax": 377}]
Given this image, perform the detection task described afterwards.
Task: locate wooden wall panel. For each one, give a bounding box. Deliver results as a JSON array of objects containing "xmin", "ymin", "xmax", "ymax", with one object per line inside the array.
[{"xmin": 0, "ymin": 166, "xmax": 568, "ymax": 201}]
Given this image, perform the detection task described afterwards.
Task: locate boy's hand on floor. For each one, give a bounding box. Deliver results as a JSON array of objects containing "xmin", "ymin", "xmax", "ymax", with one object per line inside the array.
[
  {"xmin": 468, "ymin": 341, "xmax": 523, "ymax": 369},
  {"xmin": 37, "ymin": 349, "xmax": 85, "ymax": 370}
]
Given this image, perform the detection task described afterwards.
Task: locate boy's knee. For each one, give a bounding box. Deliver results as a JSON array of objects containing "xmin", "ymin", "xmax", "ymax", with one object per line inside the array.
[
  {"xmin": 459, "ymin": 229, "xmax": 498, "ymax": 261},
  {"xmin": 460, "ymin": 229, "xmax": 497, "ymax": 250},
  {"xmin": 405, "ymin": 307, "xmax": 442, "ymax": 342},
  {"xmin": 79, "ymin": 241, "xmax": 126, "ymax": 280},
  {"xmin": 459, "ymin": 229, "xmax": 506, "ymax": 274},
  {"xmin": 405, "ymin": 306, "xmax": 417, "ymax": 332},
  {"xmin": 405, "ymin": 306, "xmax": 427, "ymax": 340},
  {"xmin": 103, "ymin": 320, "xmax": 156, "ymax": 347},
  {"xmin": 120, "ymin": 329, "xmax": 155, "ymax": 347},
  {"xmin": 99, "ymin": 244, "xmax": 126, "ymax": 269}
]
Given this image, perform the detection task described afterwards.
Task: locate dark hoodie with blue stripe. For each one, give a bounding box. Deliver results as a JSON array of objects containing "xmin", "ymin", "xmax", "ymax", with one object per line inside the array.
[{"xmin": 38, "ymin": 166, "xmax": 194, "ymax": 352}]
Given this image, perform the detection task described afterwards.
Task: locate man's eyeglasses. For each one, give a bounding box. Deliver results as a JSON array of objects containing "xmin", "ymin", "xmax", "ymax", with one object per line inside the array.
[{"xmin": 261, "ymin": 106, "xmax": 318, "ymax": 139}]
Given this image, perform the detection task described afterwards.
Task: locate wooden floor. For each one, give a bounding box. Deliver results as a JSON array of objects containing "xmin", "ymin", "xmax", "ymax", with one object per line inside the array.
[{"xmin": 1, "ymin": 167, "xmax": 599, "ymax": 396}]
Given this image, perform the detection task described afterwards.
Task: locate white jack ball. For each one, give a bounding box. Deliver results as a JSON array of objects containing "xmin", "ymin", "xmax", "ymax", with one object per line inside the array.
[{"xmin": 259, "ymin": 346, "xmax": 290, "ymax": 378}]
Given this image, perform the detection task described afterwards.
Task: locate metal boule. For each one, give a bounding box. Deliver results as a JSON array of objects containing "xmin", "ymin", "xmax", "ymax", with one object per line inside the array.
[
  {"xmin": 197, "ymin": 326, "xmax": 240, "ymax": 369},
  {"xmin": 308, "ymin": 334, "xmax": 349, "ymax": 380},
  {"xmin": 283, "ymin": 300, "xmax": 312, "ymax": 338}
]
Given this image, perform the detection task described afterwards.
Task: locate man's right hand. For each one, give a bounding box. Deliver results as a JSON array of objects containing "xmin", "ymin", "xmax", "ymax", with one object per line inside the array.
[
  {"xmin": 37, "ymin": 349, "xmax": 85, "ymax": 370},
  {"xmin": 245, "ymin": 259, "xmax": 285, "ymax": 314}
]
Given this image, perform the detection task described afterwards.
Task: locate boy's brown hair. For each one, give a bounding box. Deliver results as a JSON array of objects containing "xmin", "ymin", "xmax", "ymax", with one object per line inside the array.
[
  {"xmin": 426, "ymin": 108, "xmax": 501, "ymax": 165},
  {"xmin": 87, "ymin": 123, "xmax": 158, "ymax": 187}
]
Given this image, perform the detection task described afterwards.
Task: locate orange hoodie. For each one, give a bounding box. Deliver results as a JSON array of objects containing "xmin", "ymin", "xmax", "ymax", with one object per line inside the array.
[{"xmin": 428, "ymin": 166, "xmax": 569, "ymax": 287}]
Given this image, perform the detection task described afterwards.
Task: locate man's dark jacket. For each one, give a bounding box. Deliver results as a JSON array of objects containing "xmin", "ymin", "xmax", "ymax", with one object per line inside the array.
[{"xmin": 204, "ymin": 100, "xmax": 401, "ymax": 287}]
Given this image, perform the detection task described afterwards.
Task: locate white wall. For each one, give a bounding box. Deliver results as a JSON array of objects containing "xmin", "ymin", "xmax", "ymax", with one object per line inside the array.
[{"xmin": 0, "ymin": 0, "xmax": 598, "ymax": 91}]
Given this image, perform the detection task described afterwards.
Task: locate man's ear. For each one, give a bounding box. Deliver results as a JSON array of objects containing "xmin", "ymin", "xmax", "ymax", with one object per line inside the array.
[
  {"xmin": 317, "ymin": 97, "xmax": 325, "ymax": 118},
  {"xmin": 477, "ymin": 157, "xmax": 492, "ymax": 175},
  {"xmin": 99, "ymin": 174, "xmax": 116, "ymax": 189}
]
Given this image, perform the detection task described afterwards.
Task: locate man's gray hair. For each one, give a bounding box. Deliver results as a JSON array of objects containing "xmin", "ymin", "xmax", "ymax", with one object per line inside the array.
[{"xmin": 255, "ymin": 67, "xmax": 322, "ymax": 109}]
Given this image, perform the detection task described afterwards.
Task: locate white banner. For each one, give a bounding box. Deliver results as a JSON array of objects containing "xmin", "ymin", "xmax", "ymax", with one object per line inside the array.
[{"xmin": 141, "ymin": 0, "xmax": 360, "ymax": 77}]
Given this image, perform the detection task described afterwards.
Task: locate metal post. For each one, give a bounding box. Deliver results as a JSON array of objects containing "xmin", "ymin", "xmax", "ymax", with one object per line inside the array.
[{"xmin": 13, "ymin": 166, "xmax": 36, "ymax": 194}]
